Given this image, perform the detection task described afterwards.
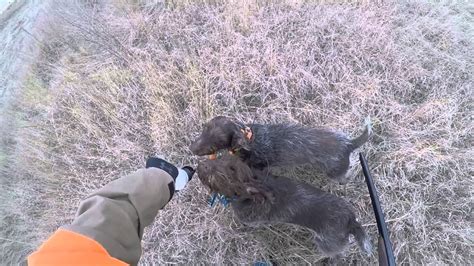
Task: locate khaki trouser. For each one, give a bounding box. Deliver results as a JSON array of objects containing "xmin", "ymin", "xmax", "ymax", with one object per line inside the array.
[{"xmin": 29, "ymin": 167, "xmax": 174, "ymax": 265}]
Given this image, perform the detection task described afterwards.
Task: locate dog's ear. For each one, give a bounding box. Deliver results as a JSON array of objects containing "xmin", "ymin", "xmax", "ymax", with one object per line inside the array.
[{"xmin": 231, "ymin": 127, "xmax": 251, "ymax": 150}]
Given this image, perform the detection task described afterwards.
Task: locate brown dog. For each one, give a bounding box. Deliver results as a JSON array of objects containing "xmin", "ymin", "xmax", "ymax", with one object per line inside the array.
[
  {"xmin": 197, "ymin": 154, "xmax": 372, "ymax": 257},
  {"xmin": 191, "ymin": 116, "xmax": 371, "ymax": 183}
]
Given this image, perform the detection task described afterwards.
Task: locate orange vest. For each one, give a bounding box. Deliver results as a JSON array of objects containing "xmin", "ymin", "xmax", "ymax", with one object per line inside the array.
[{"xmin": 28, "ymin": 229, "xmax": 127, "ymax": 266}]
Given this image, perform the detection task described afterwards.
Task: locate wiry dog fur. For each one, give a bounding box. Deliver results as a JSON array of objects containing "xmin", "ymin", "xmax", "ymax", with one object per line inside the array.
[
  {"xmin": 191, "ymin": 116, "xmax": 372, "ymax": 183},
  {"xmin": 197, "ymin": 154, "xmax": 372, "ymax": 256}
]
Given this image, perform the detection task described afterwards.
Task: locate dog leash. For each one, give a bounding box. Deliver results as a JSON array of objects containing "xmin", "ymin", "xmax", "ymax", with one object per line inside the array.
[{"xmin": 360, "ymin": 152, "xmax": 396, "ymax": 266}]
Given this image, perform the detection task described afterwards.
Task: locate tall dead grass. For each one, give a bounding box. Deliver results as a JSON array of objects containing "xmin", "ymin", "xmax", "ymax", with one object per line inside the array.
[{"xmin": 1, "ymin": 0, "xmax": 473, "ymax": 264}]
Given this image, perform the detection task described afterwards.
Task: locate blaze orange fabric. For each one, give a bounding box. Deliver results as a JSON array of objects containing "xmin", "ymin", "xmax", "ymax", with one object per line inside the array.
[{"xmin": 28, "ymin": 229, "xmax": 128, "ymax": 266}]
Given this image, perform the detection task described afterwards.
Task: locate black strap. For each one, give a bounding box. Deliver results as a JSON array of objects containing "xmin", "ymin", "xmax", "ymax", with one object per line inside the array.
[
  {"xmin": 167, "ymin": 182, "xmax": 175, "ymax": 201},
  {"xmin": 146, "ymin": 157, "xmax": 179, "ymax": 180},
  {"xmin": 146, "ymin": 157, "xmax": 178, "ymax": 202},
  {"xmin": 359, "ymin": 152, "xmax": 396, "ymax": 266}
]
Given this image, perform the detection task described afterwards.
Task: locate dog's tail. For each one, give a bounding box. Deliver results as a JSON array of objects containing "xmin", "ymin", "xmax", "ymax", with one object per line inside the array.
[
  {"xmin": 349, "ymin": 218, "xmax": 372, "ymax": 255},
  {"xmin": 350, "ymin": 116, "xmax": 372, "ymax": 150}
]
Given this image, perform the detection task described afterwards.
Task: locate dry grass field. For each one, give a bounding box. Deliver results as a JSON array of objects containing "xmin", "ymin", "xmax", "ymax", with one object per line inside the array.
[{"xmin": 1, "ymin": 0, "xmax": 473, "ymax": 264}]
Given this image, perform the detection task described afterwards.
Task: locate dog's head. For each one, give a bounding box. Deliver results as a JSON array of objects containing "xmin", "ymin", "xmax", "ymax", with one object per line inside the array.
[
  {"xmin": 190, "ymin": 116, "xmax": 252, "ymax": 156},
  {"xmin": 197, "ymin": 154, "xmax": 273, "ymax": 202}
]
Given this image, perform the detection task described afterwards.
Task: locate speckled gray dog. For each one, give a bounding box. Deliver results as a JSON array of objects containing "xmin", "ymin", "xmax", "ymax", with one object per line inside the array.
[
  {"xmin": 191, "ymin": 116, "xmax": 371, "ymax": 183},
  {"xmin": 197, "ymin": 154, "xmax": 372, "ymax": 257}
]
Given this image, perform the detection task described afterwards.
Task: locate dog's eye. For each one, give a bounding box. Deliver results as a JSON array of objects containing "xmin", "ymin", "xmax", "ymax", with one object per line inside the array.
[{"xmin": 229, "ymin": 166, "xmax": 236, "ymax": 172}]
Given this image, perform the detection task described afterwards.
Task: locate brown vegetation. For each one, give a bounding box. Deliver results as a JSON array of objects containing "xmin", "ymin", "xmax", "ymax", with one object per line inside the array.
[{"xmin": 1, "ymin": 0, "xmax": 472, "ymax": 264}]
